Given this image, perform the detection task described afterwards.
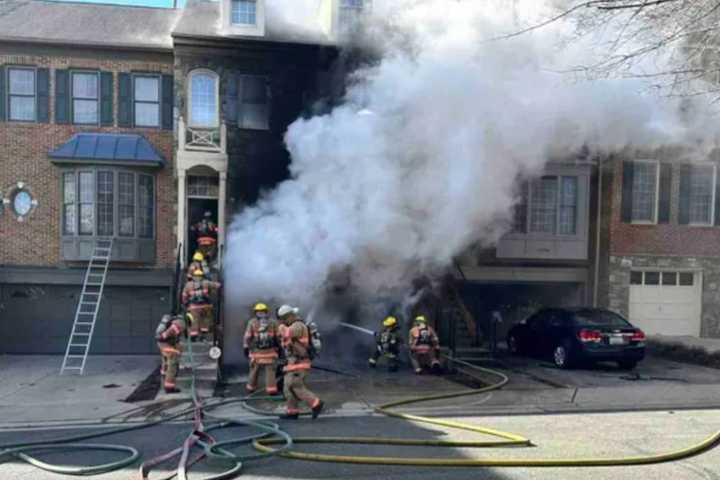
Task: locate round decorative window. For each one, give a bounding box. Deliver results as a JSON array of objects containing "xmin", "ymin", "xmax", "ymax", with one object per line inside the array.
[
  {"xmin": 13, "ymin": 190, "xmax": 32, "ymax": 216},
  {"xmin": 8, "ymin": 182, "xmax": 37, "ymax": 221}
]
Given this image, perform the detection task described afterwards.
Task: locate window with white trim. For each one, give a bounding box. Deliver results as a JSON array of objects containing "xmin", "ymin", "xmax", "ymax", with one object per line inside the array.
[
  {"xmin": 133, "ymin": 75, "xmax": 161, "ymax": 127},
  {"xmin": 631, "ymin": 161, "xmax": 658, "ymax": 223},
  {"xmin": 72, "ymin": 71, "xmax": 99, "ymax": 125},
  {"xmin": 188, "ymin": 70, "xmax": 219, "ymax": 128},
  {"xmin": 688, "ymin": 164, "xmax": 715, "ymax": 225},
  {"xmin": 513, "ymin": 176, "xmax": 578, "ymax": 235},
  {"xmin": 238, "ymin": 75, "xmax": 269, "ymax": 130},
  {"xmin": 231, "ymin": 0, "xmax": 256, "ymax": 25},
  {"xmin": 8, "ymin": 67, "xmax": 36, "ymax": 121}
]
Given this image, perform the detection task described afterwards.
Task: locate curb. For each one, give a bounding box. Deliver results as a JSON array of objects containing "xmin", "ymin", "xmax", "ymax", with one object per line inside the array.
[{"xmin": 647, "ymin": 339, "xmax": 720, "ymax": 369}]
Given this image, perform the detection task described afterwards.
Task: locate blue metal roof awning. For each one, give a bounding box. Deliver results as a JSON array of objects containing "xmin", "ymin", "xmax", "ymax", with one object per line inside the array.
[{"xmin": 49, "ymin": 133, "xmax": 166, "ymax": 168}]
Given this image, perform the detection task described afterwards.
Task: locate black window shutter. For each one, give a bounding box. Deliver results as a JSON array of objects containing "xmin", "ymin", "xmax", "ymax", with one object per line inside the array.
[
  {"xmin": 715, "ymin": 166, "xmax": 720, "ymax": 226},
  {"xmin": 37, "ymin": 68, "xmax": 50, "ymax": 123},
  {"xmin": 223, "ymin": 72, "xmax": 238, "ymax": 125},
  {"xmin": 657, "ymin": 163, "xmax": 672, "ymax": 223},
  {"xmin": 55, "ymin": 69, "xmax": 69, "ymax": 124},
  {"xmin": 118, "ymin": 73, "xmax": 132, "ymax": 127},
  {"xmin": 678, "ymin": 164, "xmax": 691, "ymax": 225},
  {"xmin": 0, "ymin": 65, "xmax": 6, "ymax": 122},
  {"xmin": 100, "ymin": 72, "xmax": 114, "ymax": 126},
  {"xmin": 620, "ymin": 161, "xmax": 635, "ymax": 223},
  {"xmin": 161, "ymin": 74, "xmax": 173, "ymax": 130}
]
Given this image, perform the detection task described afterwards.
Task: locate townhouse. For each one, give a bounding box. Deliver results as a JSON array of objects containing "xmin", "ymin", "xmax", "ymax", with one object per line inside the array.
[{"xmin": 0, "ymin": 0, "xmax": 362, "ymax": 356}]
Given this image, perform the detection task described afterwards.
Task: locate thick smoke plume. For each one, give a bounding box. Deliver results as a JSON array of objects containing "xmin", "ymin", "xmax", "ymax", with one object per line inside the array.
[{"xmin": 225, "ymin": 0, "xmax": 717, "ymax": 315}]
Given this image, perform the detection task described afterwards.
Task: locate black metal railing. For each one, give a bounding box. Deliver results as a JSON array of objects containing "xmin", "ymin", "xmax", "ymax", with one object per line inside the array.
[{"xmin": 171, "ymin": 243, "xmax": 184, "ymax": 315}]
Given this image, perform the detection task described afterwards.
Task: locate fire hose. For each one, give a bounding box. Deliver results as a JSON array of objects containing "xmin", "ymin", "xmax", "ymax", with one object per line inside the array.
[
  {"xmin": 2, "ymin": 349, "xmax": 720, "ymax": 476},
  {"xmin": 250, "ymin": 356, "xmax": 720, "ymax": 467},
  {"xmin": 0, "ymin": 338, "xmax": 294, "ymax": 478}
]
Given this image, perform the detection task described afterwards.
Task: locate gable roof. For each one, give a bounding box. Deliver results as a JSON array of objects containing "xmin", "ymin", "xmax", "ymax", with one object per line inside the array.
[
  {"xmin": 0, "ymin": 0, "xmax": 180, "ymax": 51},
  {"xmin": 49, "ymin": 133, "xmax": 166, "ymax": 168}
]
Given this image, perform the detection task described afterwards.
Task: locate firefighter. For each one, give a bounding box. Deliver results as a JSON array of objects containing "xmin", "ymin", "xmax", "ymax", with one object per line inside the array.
[
  {"xmin": 368, "ymin": 316, "xmax": 402, "ymax": 372},
  {"xmin": 156, "ymin": 313, "xmax": 187, "ymax": 394},
  {"xmin": 244, "ymin": 303, "xmax": 280, "ymax": 395},
  {"xmin": 278, "ymin": 305, "xmax": 324, "ymax": 420},
  {"xmin": 191, "ymin": 211, "xmax": 218, "ymax": 260},
  {"xmin": 409, "ymin": 315, "xmax": 441, "ymax": 374},
  {"xmin": 186, "ymin": 251, "xmax": 210, "ymax": 281},
  {"xmin": 181, "ymin": 269, "xmax": 221, "ymax": 341}
]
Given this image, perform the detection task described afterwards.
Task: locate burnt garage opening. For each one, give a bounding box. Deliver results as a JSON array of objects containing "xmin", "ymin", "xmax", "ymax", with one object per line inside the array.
[{"xmin": 455, "ymin": 281, "xmax": 585, "ymax": 349}]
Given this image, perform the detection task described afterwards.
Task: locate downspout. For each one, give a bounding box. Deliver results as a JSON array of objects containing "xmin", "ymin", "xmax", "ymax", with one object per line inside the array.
[{"xmin": 593, "ymin": 156, "xmax": 604, "ymax": 307}]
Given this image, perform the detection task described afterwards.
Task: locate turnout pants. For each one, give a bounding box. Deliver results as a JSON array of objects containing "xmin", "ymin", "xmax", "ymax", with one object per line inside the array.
[
  {"xmin": 410, "ymin": 348, "xmax": 440, "ymax": 372},
  {"xmin": 188, "ymin": 304, "xmax": 213, "ymax": 337},
  {"xmin": 158, "ymin": 342, "xmax": 181, "ymax": 390},
  {"xmin": 370, "ymin": 347, "xmax": 399, "ymax": 371},
  {"xmin": 283, "ymin": 369, "xmax": 320, "ymax": 414},
  {"xmin": 247, "ymin": 360, "xmax": 278, "ymax": 394}
]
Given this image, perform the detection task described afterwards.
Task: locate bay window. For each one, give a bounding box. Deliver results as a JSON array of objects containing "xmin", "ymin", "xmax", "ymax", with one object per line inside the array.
[
  {"xmin": 61, "ymin": 168, "xmax": 156, "ymax": 261},
  {"xmin": 514, "ymin": 175, "xmax": 579, "ymax": 236}
]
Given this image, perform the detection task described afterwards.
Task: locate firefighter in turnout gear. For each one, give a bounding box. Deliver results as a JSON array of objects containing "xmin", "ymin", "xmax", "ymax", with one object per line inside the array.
[
  {"xmin": 243, "ymin": 303, "xmax": 280, "ymax": 395},
  {"xmin": 409, "ymin": 315, "xmax": 441, "ymax": 374},
  {"xmin": 181, "ymin": 269, "xmax": 221, "ymax": 340},
  {"xmin": 191, "ymin": 211, "xmax": 219, "ymax": 260},
  {"xmin": 369, "ymin": 316, "xmax": 402, "ymax": 372},
  {"xmin": 186, "ymin": 251, "xmax": 210, "ymax": 281},
  {"xmin": 156, "ymin": 314, "xmax": 188, "ymax": 394},
  {"xmin": 278, "ymin": 305, "xmax": 324, "ymax": 420}
]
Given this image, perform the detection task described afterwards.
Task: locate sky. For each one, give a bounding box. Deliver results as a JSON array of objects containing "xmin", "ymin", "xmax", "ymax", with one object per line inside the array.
[{"xmin": 57, "ymin": 0, "xmax": 186, "ymax": 8}]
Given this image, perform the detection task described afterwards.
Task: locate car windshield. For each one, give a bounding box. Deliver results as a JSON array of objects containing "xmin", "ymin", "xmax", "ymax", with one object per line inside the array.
[{"xmin": 573, "ymin": 310, "xmax": 631, "ymax": 328}]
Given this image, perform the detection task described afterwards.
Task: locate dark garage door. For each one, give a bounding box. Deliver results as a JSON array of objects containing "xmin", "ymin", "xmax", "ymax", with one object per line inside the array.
[{"xmin": 0, "ymin": 284, "xmax": 170, "ymax": 354}]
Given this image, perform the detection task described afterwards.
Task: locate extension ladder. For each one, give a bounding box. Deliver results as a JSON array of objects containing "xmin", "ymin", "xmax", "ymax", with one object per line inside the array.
[{"xmin": 60, "ymin": 238, "xmax": 113, "ymax": 375}]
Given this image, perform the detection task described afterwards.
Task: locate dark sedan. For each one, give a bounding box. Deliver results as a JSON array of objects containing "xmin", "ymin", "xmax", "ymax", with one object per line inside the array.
[{"xmin": 507, "ymin": 307, "xmax": 646, "ymax": 369}]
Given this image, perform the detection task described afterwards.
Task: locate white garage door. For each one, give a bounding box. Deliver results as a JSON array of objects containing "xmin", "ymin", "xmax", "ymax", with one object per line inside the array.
[{"xmin": 629, "ymin": 271, "xmax": 702, "ymax": 336}]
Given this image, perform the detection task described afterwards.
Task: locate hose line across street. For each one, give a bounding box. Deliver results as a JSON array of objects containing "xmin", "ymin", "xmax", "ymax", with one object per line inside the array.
[
  {"xmin": 252, "ymin": 356, "xmax": 720, "ymax": 467},
  {"xmin": 2, "ymin": 350, "xmax": 720, "ymax": 477}
]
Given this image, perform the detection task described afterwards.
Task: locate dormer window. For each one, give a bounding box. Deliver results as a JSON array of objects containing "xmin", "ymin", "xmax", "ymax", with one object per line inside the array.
[
  {"xmin": 338, "ymin": 0, "xmax": 366, "ymax": 33},
  {"xmin": 224, "ymin": 0, "xmax": 265, "ymax": 36},
  {"xmin": 232, "ymin": 0, "xmax": 256, "ymax": 25}
]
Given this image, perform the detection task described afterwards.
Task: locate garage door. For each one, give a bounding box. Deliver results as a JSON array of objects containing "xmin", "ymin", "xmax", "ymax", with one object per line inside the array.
[
  {"xmin": 0, "ymin": 284, "xmax": 169, "ymax": 354},
  {"xmin": 629, "ymin": 271, "xmax": 702, "ymax": 336}
]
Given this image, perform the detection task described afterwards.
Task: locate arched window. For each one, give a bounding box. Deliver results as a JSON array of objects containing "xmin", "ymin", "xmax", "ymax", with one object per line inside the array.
[{"xmin": 188, "ymin": 70, "xmax": 219, "ymax": 128}]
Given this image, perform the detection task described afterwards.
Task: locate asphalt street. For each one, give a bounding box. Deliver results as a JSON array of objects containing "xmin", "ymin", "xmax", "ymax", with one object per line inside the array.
[{"xmin": 2, "ymin": 353, "xmax": 720, "ymax": 479}]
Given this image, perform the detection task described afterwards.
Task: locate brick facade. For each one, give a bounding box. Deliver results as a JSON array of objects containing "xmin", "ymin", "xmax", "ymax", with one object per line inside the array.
[
  {"xmin": 0, "ymin": 48, "xmax": 176, "ymax": 269},
  {"xmin": 603, "ymin": 156, "xmax": 720, "ymax": 337},
  {"xmin": 609, "ymin": 157, "xmax": 720, "ymax": 256}
]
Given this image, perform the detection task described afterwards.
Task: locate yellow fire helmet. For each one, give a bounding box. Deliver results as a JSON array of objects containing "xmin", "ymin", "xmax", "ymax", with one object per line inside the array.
[
  {"xmin": 415, "ymin": 315, "xmax": 427, "ymax": 324},
  {"xmin": 383, "ymin": 316, "xmax": 397, "ymax": 328},
  {"xmin": 192, "ymin": 269, "xmax": 204, "ymax": 277},
  {"xmin": 193, "ymin": 252, "xmax": 204, "ymax": 262},
  {"xmin": 253, "ymin": 302, "xmax": 269, "ymax": 312}
]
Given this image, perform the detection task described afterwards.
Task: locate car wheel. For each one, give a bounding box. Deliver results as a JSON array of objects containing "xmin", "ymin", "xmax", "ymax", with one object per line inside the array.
[
  {"xmin": 618, "ymin": 360, "xmax": 638, "ymax": 370},
  {"xmin": 507, "ymin": 335, "xmax": 520, "ymax": 355},
  {"xmin": 553, "ymin": 344, "xmax": 572, "ymax": 369}
]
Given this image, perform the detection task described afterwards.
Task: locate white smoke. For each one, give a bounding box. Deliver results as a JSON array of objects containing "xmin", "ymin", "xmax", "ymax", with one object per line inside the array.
[{"xmin": 224, "ymin": 0, "xmax": 718, "ymax": 312}]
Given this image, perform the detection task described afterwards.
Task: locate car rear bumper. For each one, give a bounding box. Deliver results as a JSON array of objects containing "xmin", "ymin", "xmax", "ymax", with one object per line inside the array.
[{"xmin": 579, "ymin": 345, "xmax": 645, "ymax": 362}]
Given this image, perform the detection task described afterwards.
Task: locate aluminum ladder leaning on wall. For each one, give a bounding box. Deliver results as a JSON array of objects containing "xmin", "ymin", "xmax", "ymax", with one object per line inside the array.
[{"xmin": 60, "ymin": 238, "xmax": 114, "ymax": 375}]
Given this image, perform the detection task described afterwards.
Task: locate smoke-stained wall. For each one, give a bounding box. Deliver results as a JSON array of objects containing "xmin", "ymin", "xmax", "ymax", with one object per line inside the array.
[{"xmin": 173, "ymin": 39, "xmax": 338, "ymax": 365}]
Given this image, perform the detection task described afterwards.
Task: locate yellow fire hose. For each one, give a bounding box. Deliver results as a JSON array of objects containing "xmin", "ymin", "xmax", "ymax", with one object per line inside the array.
[{"xmin": 252, "ymin": 357, "xmax": 720, "ymax": 467}]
